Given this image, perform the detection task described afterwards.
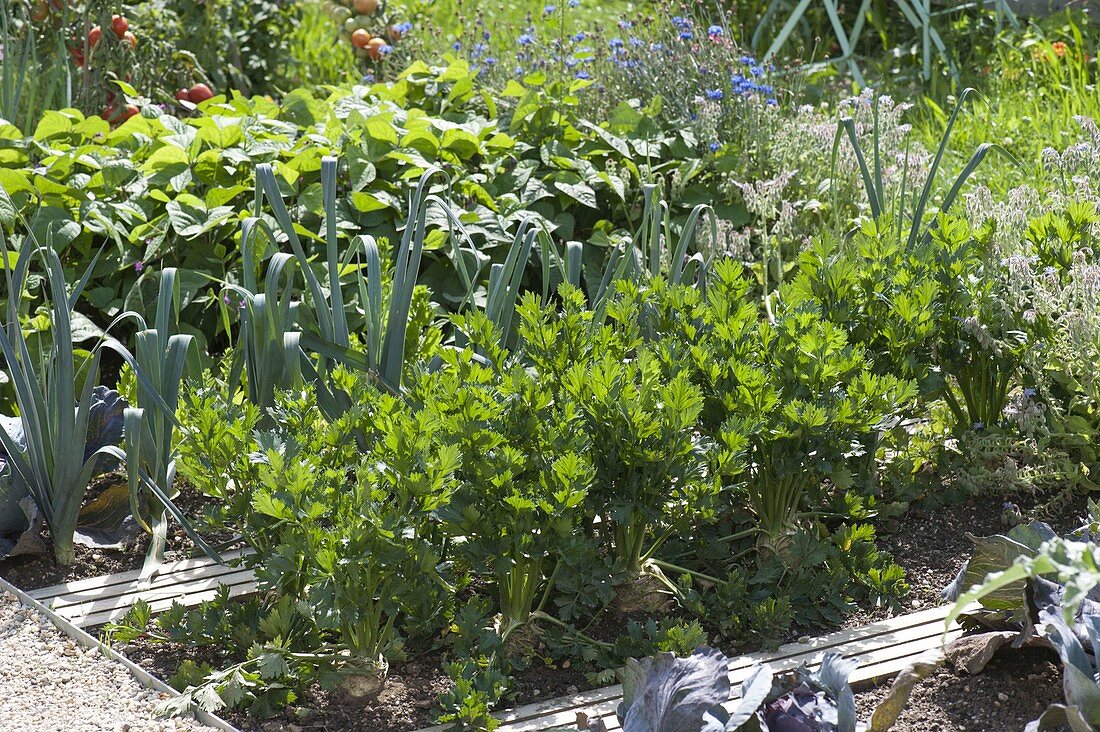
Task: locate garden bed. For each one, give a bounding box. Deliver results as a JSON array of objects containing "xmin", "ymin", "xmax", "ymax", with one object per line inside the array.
[{"xmin": 10, "ymin": 490, "xmax": 1083, "ymax": 732}]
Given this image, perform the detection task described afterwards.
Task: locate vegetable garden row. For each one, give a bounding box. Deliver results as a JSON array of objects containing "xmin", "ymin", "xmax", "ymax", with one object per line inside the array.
[{"xmin": 4, "ymin": 0, "xmax": 1100, "ymax": 730}]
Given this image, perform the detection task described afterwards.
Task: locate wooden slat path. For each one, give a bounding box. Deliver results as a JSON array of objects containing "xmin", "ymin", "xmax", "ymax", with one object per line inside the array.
[
  {"xmin": 27, "ymin": 548, "xmax": 258, "ymax": 628},
  {"xmin": 415, "ymin": 603, "xmax": 965, "ymax": 732}
]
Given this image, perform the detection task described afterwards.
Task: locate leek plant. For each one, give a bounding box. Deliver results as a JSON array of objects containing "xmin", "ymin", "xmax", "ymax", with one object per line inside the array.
[
  {"xmin": 251, "ymin": 160, "xmax": 454, "ymax": 399},
  {"xmin": 0, "ymin": 232, "xmax": 114, "ymax": 565},
  {"xmin": 106, "ymin": 268, "xmax": 219, "ymax": 575},
  {"xmin": 591, "ymin": 186, "xmax": 714, "ymax": 327},
  {"xmin": 832, "ymin": 88, "xmax": 1016, "ymax": 250}
]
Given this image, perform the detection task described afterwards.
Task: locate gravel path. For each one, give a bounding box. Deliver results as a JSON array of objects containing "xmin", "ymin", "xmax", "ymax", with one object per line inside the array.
[{"xmin": 0, "ymin": 591, "xmax": 221, "ymax": 732}]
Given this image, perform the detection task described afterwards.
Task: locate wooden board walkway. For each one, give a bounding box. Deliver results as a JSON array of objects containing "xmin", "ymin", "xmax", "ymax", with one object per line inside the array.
[
  {"xmin": 27, "ymin": 548, "xmax": 258, "ymax": 629},
  {"xmin": 415, "ymin": 603, "xmax": 964, "ymax": 732}
]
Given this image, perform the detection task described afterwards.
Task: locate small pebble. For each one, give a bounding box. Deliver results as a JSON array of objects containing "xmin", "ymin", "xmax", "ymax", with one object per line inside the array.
[{"xmin": 997, "ymin": 692, "xmax": 1009, "ymax": 702}]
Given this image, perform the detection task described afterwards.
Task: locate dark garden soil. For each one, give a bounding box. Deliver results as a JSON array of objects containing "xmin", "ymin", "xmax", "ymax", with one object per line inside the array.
[
  {"xmin": 847, "ymin": 489, "xmax": 1091, "ymax": 630},
  {"xmin": 855, "ymin": 646, "xmax": 1068, "ymax": 732},
  {"xmin": 0, "ymin": 476, "xmax": 231, "ymax": 591}
]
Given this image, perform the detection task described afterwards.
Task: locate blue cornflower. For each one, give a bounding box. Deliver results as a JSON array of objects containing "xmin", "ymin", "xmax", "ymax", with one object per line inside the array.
[
  {"xmin": 679, "ymin": 30, "xmax": 693, "ymax": 40},
  {"xmin": 709, "ymin": 141, "xmax": 720, "ymax": 152},
  {"xmin": 380, "ymin": 44, "xmax": 393, "ymax": 55},
  {"xmin": 707, "ymin": 25, "xmax": 724, "ymax": 37},
  {"xmin": 573, "ymin": 31, "xmax": 586, "ymax": 42},
  {"xmin": 576, "ymin": 70, "xmax": 591, "ymax": 79},
  {"xmin": 565, "ymin": 56, "xmax": 578, "ymax": 68},
  {"xmin": 473, "ymin": 42, "xmax": 488, "ymax": 58},
  {"xmin": 739, "ymin": 55, "xmax": 755, "ymax": 65},
  {"xmin": 705, "ymin": 89, "xmax": 723, "ymax": 100},
  {"xmin": 750, "ymin": 65, "xmax": 765, "ymax": 77},
  {"xmin": 483, "ymin": 30, "xmax": 491, "ymax": 40},
  {"xmin": 518, "ymin": 33, "xmax": 535, "ymax": 45},
  {"xmin": 515, "ymin": 65, "xmax": 524, "ymax": 75},
  {"xmin": 766, "ymin": 97, "xmax": 778, "ymax": 106},
  {"xmin": 629, "ymin": 36, "xmax": 643, "ymax": 47},
  {"xmin": 671, "ymin": 15, "xmax": 691, "ymax": 29},
  {"xmin": 568, "ymin": 0, "xmax": 579, "ymax": 6},
  {"xmin": 650, "ymin": 42, "xmax": 664, "ymax": 52},
  {"xmin": 1023, "ymin": 387, "xmax": 1037, "ymax": 398},
  {"xmin": 609, "ymin": 38, "xmax": 624, "ymax": 50},
  {"xmin": 395, "ymin": 21, "xmax": 413, "ymax": 33},
  {"xmin": 543, "ymin": 4, "xmax": 556, "ymax": 13},
  {"xmin": 452, "ymin": 41, "xmax": 461, "ymax": 51},
  {"xmin": 484, "ymin": 57, "xmax": 497, "ymax": 65},
  {"xmin": 618, "ymin": 19, "xmax": 633, "ymax": 29}
]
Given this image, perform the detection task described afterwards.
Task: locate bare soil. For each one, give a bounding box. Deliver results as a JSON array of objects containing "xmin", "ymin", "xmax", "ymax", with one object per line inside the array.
[
  {"xmin": 0, "ymin": 479, "xmax": 229, "ymax": 591},
  {"xmin": 856, "ymin": 646, "xmax": 1068, "ymax": 732}
]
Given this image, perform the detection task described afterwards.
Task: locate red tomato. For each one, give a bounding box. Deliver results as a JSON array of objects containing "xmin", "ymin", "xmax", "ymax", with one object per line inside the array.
[
  {"xmin": 111, "ymin": 14, "xmax": 129, "ymax": 38},
  {"xmin": 123, "ymin": 31, "xmax": 137, "ymax": 49},
  {"xmin": 174, "ymin": 88, "xmax": 190, "ymax": 102},
  {"xmin": 121, "ymin": 104, "xmax": 139, "ymax": 121},
  {"xmin": 188, "ymin": 83, "xmax": 214, "ymax": 103},
  {"xmin": 88, "ymin": 25, "xmax": 102, "ymax": 48}
]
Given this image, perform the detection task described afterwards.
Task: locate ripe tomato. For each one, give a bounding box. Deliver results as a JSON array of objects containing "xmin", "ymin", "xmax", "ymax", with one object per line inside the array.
[
  {"xmin": 174, "ymin": 88, "xmax": 190, "ymax": 102},
  {"xmin": 188, "ymin": 83, "xmax": 214, "ymax": 103},
  {"xmin": 111, "ymin": 15, "xmax": 129, "ymax": 38},
  {"xmin": 366, "ymin": 36, "xmax": 386, "ymax": 60},
  {"xmin": 88, "ymin": 26, "xmax": 102, "ymax": 47},
  {"xmin": 351, "ymin": 28, "xmax": 371, "ymax": 48},
  {"xmin": 123, "ymin": 31, "xmax": 137, "ymax": 49},
  {"xmin": 121, "ymin": 104, "xmax": 139, "ymax": 121},
  {"xmin": 353, "ymin": 0, "xmax": 379, "ymax": 13},
  {"xmin": 102, "ymin": 105, "xmax": 116, "ymax": 121}
]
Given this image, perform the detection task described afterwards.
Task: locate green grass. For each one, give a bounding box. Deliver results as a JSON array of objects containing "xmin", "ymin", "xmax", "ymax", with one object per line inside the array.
[
  {"xmin": 913, "ymin": 24, "xmax": 1100, "ymax": 195},
  {"xmin": 287, "ymin": 0, "xmax": 358, "ymax": 88}
]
